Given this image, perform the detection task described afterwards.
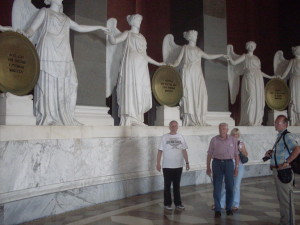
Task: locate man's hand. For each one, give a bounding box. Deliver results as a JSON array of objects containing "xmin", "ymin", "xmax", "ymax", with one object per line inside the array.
[
  {"xmin": 234, "ymin": 167, "xmax": 239, "ymax": 176},
  {"xmin": 206, "ymin": 168, "xmax": 212, "ymax": 177},
  {"xmin": 156, "ymin": 164, "xmax": 161, "ymax": 172},
  {"xmin": 186, "ymin": 163, "xmax": 190, "ymax": 171},
  {"xmin": 265, "ymin": 149, "xmax": 273, "ymax": 157}
]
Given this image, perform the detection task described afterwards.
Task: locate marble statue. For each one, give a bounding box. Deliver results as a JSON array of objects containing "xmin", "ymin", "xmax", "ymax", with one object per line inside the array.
[
  {"xmin": 1, "ymin": 0, "xmax": 108, "ymax": 125},
  {"xmin": 227, "ymin": 41, "xmax": 272, "ymax": 126},
  {"xmin": 106, "ymin": 14, "xmax": 165, "ymax": 126},
  {"xmin": 274, "ymin": 46, "xmax": 300, "ymax": 125},
  {"xmin": 163, "ymin": 30, "xmax": 226, "ymax": 126}
]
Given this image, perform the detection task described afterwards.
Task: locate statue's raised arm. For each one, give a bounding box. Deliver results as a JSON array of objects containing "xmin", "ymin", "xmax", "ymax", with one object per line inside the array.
[
  {"xmin": 11, "ymin": 0, "xmax": 40, "ymax": 43},
  {"xmin": 162, "ymin": 34, "xmax": 182, "ymax": 66},
  {"xmin": 273, "ymin": 50, "xmax": 291, "ymax": 80},
  {"xmin": 227, "ymin": 44, "xmax": 244, "ymax": 104},
  {"xmin": 106, "ymin": 18, "xmax": 124, "ymax": 98}
]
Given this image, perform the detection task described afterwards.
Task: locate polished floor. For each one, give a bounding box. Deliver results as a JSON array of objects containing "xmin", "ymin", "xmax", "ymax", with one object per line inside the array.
[{"xmin": 22, "ymin": 176, "xmax": 300, "ymax": 225}]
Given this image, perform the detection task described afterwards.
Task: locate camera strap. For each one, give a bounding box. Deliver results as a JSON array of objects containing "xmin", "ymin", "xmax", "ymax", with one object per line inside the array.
[{"xmin": 273, "ymin": 129, "xmax": 289, "ymax": 168}]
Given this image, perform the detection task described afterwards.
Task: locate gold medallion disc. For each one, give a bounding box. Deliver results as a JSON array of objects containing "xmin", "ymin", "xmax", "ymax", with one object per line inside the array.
[
  {"xmin": 152, "ymin": 66, "xmax": 183, "ymax": 107},
  {"xmin": 0, "ymin": 31, "xmax": 40, "ymax": 95},
  {"xmin": 265, "ymin": 78, "xmax": 290, "ymax": 111}
]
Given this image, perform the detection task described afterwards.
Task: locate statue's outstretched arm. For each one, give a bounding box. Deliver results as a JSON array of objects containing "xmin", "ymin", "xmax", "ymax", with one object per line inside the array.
[
  {"xmin": 202, "ymin": 51, "xmax": 225, "ymax": 60},
  {"xmin": 107, "ymin": 31, "xmax": 128, "ymax": 45},
  {"xmin": 70, "ymin": 20, "xmax": 108, "ymax": 33},
  {"xmin": 24, "ymin": 9, "xmax": 45, "ymax": 37},
  {"xmin": 146, "ymin": 55, "xmax": 165, "ymax": 67}
]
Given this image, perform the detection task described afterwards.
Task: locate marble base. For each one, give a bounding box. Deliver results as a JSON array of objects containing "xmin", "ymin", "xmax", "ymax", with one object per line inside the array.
[
  {"xmin": 267, "ymin": 110, "xmax": 288, "ymax": 126},
  {"xmin": 0, "ymin": 93, "xmax": 36, "ymax": 125},
  {"xmin": 0, "ymin": 125, "xmax": 299, "ymax": 224},
  {"xmin": 75, "ymin": 105, "xmax": 114, "ymax": 126},
  {"xmin": 154, "ymin": 106, "xmax": 182, "ymax": 126},
  {"xmin": 154, "ymin": 106, "xmax": 235, "ymax": 126}
]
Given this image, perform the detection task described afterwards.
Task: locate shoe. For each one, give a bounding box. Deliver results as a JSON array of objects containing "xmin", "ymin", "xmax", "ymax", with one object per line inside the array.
[
  {"xmin": 232, "ymin": 207, "xmax": 238, "ymax": 212},
  {"xmin": 215, "ymin": 211, "xmax": 221, "ymax": 218},
  {"xmin": 226, "ymin": 210, "xmax": 233, "ymax": 216},
  {"xmin": 164, "ymin": 205, "xmax": 172, "ymax": 210},
  {"xmin": 176, "ymin": 204, "xmax": 185, "ymax": 210}
]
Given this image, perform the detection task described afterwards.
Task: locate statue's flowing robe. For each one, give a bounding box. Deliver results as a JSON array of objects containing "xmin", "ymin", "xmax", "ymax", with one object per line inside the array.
[
  {"xmin": 34, "ymin": 8, "xmax": 79, "ymax": 125},
  {"xmin": 239, "ymin": 54, "xmax": 265, "ymax": 126},
  {"xmin": 180, "ymin": 45, "xmax": 208, "ymax": 126},
  {"xmin": 117, "ymin": 32, "xmax": 152, "ymax": 126},
  {"xmin": 289, "ymin": 59, "xmax": 300, "ymax": 125}
]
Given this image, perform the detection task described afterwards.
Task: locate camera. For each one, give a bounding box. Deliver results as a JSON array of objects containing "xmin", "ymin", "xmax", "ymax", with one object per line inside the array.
[{"xmin": 262, "ymin": 156, "xmax": 271, "ymax": 162}]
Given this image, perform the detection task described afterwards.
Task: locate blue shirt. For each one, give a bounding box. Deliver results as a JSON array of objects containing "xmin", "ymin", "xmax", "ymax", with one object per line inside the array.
[{"xmin": 270, "ymin": 129, "xmax": 298, "ymax": 166}]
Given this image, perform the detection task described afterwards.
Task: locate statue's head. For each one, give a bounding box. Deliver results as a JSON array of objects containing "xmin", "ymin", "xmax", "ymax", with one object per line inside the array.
[
  {"xmin": 292, "ymin": 46, "xmax": 300, "ymax": 56},
  {"xmin": 44, "ymin": 0, "xmax": 63, "ymax": 12},
  {"xmin": 183, "ymin": 30, "xmax": 198, "ymax": 42},
  {"xmin": 127, "ymin": 14, "xmax": 143, "ymax": 27},
  {"xmin": 245, "ymin": 41, "xmax": 256, "ymax": 52}
]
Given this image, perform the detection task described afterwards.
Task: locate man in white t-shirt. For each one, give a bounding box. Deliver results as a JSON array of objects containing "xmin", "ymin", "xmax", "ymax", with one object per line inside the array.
[{"xmin": 156, "ymin": 120, "xmax": 190, "ymax": 210}]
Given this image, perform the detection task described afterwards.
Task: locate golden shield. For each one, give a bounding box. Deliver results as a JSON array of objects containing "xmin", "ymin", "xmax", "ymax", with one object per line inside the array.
[
  {"xmin": 152, "ymin": 66, "xmax": 183, "ymax": 107},
  {"xmin": 0, "ymin": 31, "xmax": 40, "ymax": 96},
  {"xmin": 265, "ymin": 78, "xmax": 290, "ymax": 111}
]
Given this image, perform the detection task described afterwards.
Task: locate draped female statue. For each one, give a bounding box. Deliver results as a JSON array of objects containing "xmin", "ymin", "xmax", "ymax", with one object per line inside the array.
[
  {"xmin": 106, "ymin": 14, "xmax": 165, "ymax": 126},
  {"xmin": 227, "ymin": 41, "xmax": 272, "ymax": 126},
  {"xmin": 1, "ymin": 0, "xmax": 108, "ymax": 125},
  {"xmin": 274, "ymin": 46, "xmax": 300, "ymax": 125},
  {"xmin": 163, "ymin": 30, "xmax": 226, "ymax": 126}
]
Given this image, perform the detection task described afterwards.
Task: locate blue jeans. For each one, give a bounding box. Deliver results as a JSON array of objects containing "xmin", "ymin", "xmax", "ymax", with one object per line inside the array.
[
  {"xmin": 220, "ymin": 162, "xmax": 245, "ymax": 208},
  {"xmin": 212, "ymin": 159, "xmax": 234, "ymax": 211}
]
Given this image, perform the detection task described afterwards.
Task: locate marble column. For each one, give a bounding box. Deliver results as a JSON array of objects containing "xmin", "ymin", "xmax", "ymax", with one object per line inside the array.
[
  {"xmin": 203, "ymin": 0, "xmax": 228, "ymax": 112},
  {"xmin": 70, "ymin": 0, "xmax": 107, "ymax": 107}
]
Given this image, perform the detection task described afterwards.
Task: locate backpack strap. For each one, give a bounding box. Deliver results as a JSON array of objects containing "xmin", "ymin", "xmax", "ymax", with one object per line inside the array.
[{"xmin": 282, "ymin": 130, "xmax": 291, "ymax": 155}]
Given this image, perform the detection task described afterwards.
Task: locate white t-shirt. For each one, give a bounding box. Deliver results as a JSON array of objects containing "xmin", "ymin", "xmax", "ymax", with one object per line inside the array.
[{"xmin": 159, "ymin": 133, "xmax": 188, "ymax": 168}]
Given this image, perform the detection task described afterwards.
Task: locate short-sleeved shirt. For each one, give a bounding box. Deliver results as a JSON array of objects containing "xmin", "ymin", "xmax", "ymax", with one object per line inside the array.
[
  {"xmin": 207, "ymin": 135, "xmax": 239, "ymax": 159},
  {"xmin": 270, "ymin": 130, "xmax": 298, "ymax": 166},
  {"xmin": 159, "ymin": 133, "xmax": 188, "ymax": 168}
]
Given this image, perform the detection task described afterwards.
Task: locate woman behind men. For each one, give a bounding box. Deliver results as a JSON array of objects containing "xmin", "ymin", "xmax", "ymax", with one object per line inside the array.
[{"xmin": 220, "ymin": 128, "xmax": 248, "ymax": 211}]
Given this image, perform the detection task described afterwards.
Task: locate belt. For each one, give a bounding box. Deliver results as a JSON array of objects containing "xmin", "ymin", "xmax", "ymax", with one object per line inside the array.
[
  {"xmin": 270, "ymin": 165, "xmax": 278, "ymax": 169},
  {"xmin": 213, "ymin": 158, "xmax": 232, "ymax": 162}
]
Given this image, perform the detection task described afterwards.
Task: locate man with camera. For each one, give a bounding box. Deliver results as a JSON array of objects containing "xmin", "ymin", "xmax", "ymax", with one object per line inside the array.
[{"xmin": 264, "ymin": 115, "xmax": 300, "ymax": 225}]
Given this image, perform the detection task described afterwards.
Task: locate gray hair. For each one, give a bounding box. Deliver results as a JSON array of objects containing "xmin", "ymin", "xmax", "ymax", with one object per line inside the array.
[
  {"xmin": 169, "ymin": 120, "xmax": 178, "ymax": 126},
  {"xmin": 44, "ymin": 0, "xmax": 51, "ymax": 5},
  {"xmin": 219, "ymin": 122, "xmax": 228, "ymax": 128}
]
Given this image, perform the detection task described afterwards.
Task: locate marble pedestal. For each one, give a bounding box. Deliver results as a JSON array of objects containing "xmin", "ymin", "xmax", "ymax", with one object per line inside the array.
[
  {"xmin": 75, "ymin": 105, "xmax": 114, "ymax": 126},
  {"xmin": 154, "ymin": 106, "xmax": 182, "ymax": 126},
  {"xmin": 154, "ymin": 105, "xmax": 235, "ymax": 126},
  {"xmin": 0, "ymin": 93, "xmax": 36, "ymax": 125},
  {"xmin": 267, "ymin": 110, "xmax": 288, "ymax": 126}
]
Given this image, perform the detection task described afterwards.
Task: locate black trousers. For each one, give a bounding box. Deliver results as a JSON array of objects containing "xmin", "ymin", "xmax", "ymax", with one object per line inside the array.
[{"xmin": 163, "ymin": 167, "xmax": 183, "ymax": 206}]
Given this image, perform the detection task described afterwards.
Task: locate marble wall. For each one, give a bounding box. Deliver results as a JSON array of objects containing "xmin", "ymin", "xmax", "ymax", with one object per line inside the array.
[{"xmin": 1, "ymin": 125, "xmax": 300, "ymax": 224}]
